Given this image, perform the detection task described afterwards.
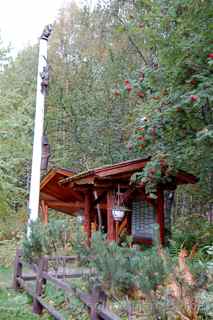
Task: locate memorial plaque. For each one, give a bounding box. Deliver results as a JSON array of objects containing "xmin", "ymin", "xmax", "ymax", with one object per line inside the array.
[{"xmin": 132, "ymin": 201, "xmax": 156, "ymax": 240}]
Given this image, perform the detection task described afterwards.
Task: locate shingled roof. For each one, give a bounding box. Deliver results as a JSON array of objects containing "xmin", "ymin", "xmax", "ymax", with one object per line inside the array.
[{"xmin": 39, "ymin": 158, "xmax": 197, "ymax": 217}]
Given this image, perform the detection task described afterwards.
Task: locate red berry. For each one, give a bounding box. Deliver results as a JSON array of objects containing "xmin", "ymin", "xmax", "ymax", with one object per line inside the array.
[
  {"xmin": 152, "ymin": 95, "xmax": 160, "ymax": 100},
  {"xmin": 139, "ymin": 182, "xmax": 145, "ymax": 187},
  {"xmin": 127, "ymin": 142, "xmax": 132, "ymax": 151},
  {"xmin": 149, "ymin": 168, "xmax": 156, "ymax": 175},
  {"xmin": 190, "ymin": 79, "xmax": 197, "ymax": 85},
  {"xmin": 139, "ymin": 22, "xmax": 144, "ymax": 28},
  {"xmin": 125, "ymin": 84, "xmax": 132, "ymax": 92},
  {"xmin": 137, "ymin": 91, "xmax": 144, "ymax": 98},
  {"xmin": 114, "ymin": 90, "xmax": 120, "ymax": 96},
  {"xmin": 124, "ymin": 80, "xmax": 132, "ymax": 92},
  {"xmin": 159, "ymin": 159, "xmax": 166, "ymax": 168},
  {"xmin": 139, "ymin": 71, "xmax": 144, "ymax": 82},
  {"xmin": 207, "ymin": 53, "xmax": 213, "ymax": 59},
  {"xmin": 137, "ymin": 127, "xmax": 144, "ymax": 131},
  {"xmin": 137, "ymin": 136, "xmax": 145, "ymax": 141},
  {"xmin": 151, "ymin": 127, "xmax": 157, "ymax": 141},
  {"xmin": 190, "ymin": 95, "xmax": 198, "ymax": 102}
]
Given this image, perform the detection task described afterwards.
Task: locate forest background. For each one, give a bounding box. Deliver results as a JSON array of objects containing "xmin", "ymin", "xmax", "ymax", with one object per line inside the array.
[{"xmin": 0, "ymin": 0, "xmax": 212, "ymax": 221}]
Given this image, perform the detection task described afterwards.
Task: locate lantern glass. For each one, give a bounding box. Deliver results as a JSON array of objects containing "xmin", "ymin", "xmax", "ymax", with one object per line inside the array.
[
  {"xmin": 77, "ymin": 215, "xmax": 84, "ymax": 224},
  {"xmin": 112, "ymin": 207, "xmax": 125, "ymax": 221}
]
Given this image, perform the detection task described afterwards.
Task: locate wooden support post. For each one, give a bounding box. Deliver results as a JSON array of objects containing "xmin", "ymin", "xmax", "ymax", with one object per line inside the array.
[
  {"xmin": 40, "ymin": 200, "xmax": 48, "ymax": 224},
  {"xmin": 90, "ymin": 286, "xmax": 101, "ymax": 320},
  {"xmin": 84, "ymin": 193, "xmax": 91, "ymax": 244},
  {"xmin": 107, "ymin": 191, "xmax": 116, "ymax": 241},
  {"xmin": 157, "ymin": 189, "xmax": 165, "ymax": 245},
  {"xmin": 115, "ymin": 221, "xmax": 119, "ymax": 243},
  {"xmin": 13, "ymin": 248, "xmax": 23, "ymax": 290},
  {"xmin": 33, "ymin": 256, "xmax": 48, "ymax": 315}
]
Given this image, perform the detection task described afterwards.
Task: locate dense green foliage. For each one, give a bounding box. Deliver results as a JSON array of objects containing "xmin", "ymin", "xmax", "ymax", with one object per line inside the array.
[
  {"xmin": 0, "ymin": 44, "xmax": 37, "ymax": 213},
  {"xmin": 0, "ymin": 3, "xmax": 212, "ymax": 317},
  {"xmin": 0, "ymin": 0, "xmax": 212, "ymax": 214},
  {"xmin": 126, "ymin": 0, "xmax": 213, "ymax": 200},
  {"xmin": 0, "ymin": 267, "xmax": 51, "ymax": 320},
  {"xmin": 1, "ymin": 213, "xmax": 212, "ymax": 319},
  {"xmin": 22, "ymin": 219, "xmax": 72, "ymax": 261},
  {"xmin": 171, "ymin": 214, "xmax": 213, "ymax": 253},
  {"xmin": 73, "ymin": 228, "xmax": 213, "ymax": 319}
]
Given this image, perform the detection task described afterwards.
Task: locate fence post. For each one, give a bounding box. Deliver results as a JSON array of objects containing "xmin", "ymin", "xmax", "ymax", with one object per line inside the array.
[
  {"xmin": 33, "ymin": 256, "xmax": 48, "ymax": 315},
  {"xmin": 13, "ymin": 248, "xmax": 23, "ymax": 290},
  {"xmin": 90, "ymin": 285, "xmax": 107, "ymax": 320}
]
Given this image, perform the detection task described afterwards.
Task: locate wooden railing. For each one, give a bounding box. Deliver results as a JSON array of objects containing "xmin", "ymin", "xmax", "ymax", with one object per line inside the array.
[{"xmin": 13, "ymin": 249, "xmax": 120, "ymax": 320}]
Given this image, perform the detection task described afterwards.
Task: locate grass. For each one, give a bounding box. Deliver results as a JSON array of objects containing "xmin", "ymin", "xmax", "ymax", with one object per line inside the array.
[
  {"xmin": 0, "ymin": 266, "xmax": 44, "ymax": 320},
  {"xmin": 0, "ymin": 239, "xmax": 89, "ymax": 320},
  {"xmin": 0, "ymin": 242, "xmax": 51, "ymax": 320}
]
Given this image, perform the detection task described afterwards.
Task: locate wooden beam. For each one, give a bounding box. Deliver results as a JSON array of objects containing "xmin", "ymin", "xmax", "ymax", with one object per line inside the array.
[
  {"xmin": 91, "ymin": 191, "xmax": 107, "ymax": 208},
  {"xmin": 40, "ymin": 200, "xmax": 48, "ymax": 224},
  {"xmin": 40, "ymin": 192, "xmax": 58, "ymax": 201},
  {"xmin": 74, "ymin": 186, "xmax": 110, "ymax": 192},
  {"xmin": 176, "ymin": 170, "xmax": 198, "ymax": 184},
  {"xmin": 118, "ymin": 216, "xmax": 128, "ymax": 236},
  {"xmin": 84, "ymin": 193, "xmax": 92, "ymax": 244},
  {"xmin": 56, "ymin": 168, "xmax": 76, "ymax": 176},
  {"xmin": 46, "ymin": 200, "xmax": 84, "ymax": 209},
  {"xmin": 63, "ymin": 189, "xmax": 83, "ymax": 202},
  {"xmin": 44, "ymin": 199, "xmax": 107, "ymax": 214},
  {"xmin": 71, "ymin": 176, "xmax": 95, "ymax": 186},
  {"xmin": 40, "ymin": 169, "xmax": 56, "ymax": 190},
  {"xmin": 40, "ymin": 190, "xmax": 68, "ymax": 202},
  {"xmin": 40, "ymin": 168, "xmax": 74, "ymax": 190},
  {"xmin": 97, "ymin": 161, "xmax": 148, "ymax": 178},
  {"xmin": 107, "ymin": 190, "xmax": 116, "ymax": 241},
  {"xmin": 157, "ymin": 189, "xmax": 165, "ymax": 245}
]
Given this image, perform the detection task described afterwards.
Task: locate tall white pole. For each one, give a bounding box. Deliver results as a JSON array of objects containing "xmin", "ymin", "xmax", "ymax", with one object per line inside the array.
[{"xmin": 28, "ymin": 25, "xmax": 52, "ymax": 232}]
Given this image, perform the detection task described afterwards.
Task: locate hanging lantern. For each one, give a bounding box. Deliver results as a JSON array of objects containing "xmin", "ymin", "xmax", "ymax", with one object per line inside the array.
[
  {"xmin": 77, "ymin": 215, "xmax": 84, "ymax": 224},
  {"xmin": 112, "ymin": 207, "xmax": 125, "ymax": 221},
  {"xmin": 112, "ymin": 184, "xmax": 129, "ymax": 222},
  {"xmin": 41, "ymin": 135, "xmax": 51, "ymax": 170},
  {"xmin": 76, "ymin": 209, "xmax": 84, "ymax": 224}
]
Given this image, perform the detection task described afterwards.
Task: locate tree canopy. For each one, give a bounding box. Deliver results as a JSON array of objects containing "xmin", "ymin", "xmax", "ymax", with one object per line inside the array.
[{"xmin": 0, "ymin": 0, "xmax": 212, "ymax": 214}]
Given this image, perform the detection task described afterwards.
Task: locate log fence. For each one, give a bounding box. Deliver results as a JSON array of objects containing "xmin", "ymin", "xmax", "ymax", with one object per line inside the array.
[{"xmin": 13, "ymin": 249, "xmax": 120, "ymax": 320}]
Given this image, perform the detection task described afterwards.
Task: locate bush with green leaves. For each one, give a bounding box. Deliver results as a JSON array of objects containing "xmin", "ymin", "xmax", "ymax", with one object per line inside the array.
[
  {"xmin": 74, "ymin": 230, "xmax": 170, "ymax": 298},
  {"xmin": 22, "ymin": 219, "xmax": 72, "ymax": 262},
  {"xmin": 73, "ymin": 228, "xmax": 213, "ymax": 318},
  {"xmin": 89, "ymin": 232, "xmax": 139, "ymax": 294},
  {"xmin": 0, "ymin": 287, "xmax": 51, "ymax": 320},
  {"xmin": 71, "ymin": 224, "xmax": 91, "ymax": 265},
  {"xmin": 170, "ymin": 214, "xmax": 213, "ymax": 258},
  {"xmin": 127, "ymin": 0, "xmax": 213, "ymax": 204}
]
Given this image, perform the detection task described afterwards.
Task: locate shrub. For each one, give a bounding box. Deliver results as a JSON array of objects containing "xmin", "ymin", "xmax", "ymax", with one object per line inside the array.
[
  {"xmin": 74, "ymin": 230, "xmax": 170, "ymax": 299},
  {"xmin": 170, "ymin": 214, "xmax": 213, "ymax": 261},
  {"xmin": 22, "ymin": 219, "xmax": 72, "ymax": 262}
]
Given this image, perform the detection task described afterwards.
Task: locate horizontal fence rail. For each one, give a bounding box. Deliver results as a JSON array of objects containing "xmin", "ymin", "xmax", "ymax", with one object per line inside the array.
[{"xmin": 13, "ymin": 249, "xmax": 120, "ymax": 320}]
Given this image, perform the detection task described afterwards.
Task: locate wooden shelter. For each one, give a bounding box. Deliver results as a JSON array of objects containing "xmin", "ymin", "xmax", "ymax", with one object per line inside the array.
[{"xmin": 40, "ymin": 158, "xmax": 197, "ymax": 245}]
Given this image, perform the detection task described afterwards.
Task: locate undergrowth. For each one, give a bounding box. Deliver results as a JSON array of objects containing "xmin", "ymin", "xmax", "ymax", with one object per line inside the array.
[{"xmin": 0, "ymin": 267, "xmax": 51, "ymax": 320}]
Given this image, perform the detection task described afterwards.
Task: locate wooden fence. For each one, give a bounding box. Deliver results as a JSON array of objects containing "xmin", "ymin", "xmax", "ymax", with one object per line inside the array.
[{"xmin": 13, "ymin": 249, "xmax": 120, "ymax": 320}]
